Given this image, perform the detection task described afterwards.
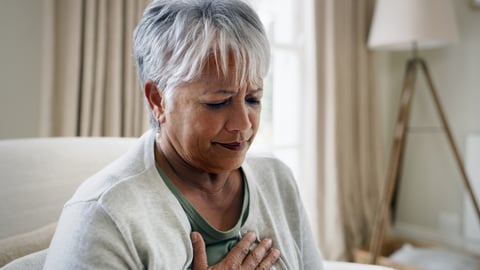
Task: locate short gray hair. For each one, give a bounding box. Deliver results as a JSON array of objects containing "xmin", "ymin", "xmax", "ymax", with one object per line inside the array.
[{"xmin": 133, "ymin": 0, "xmax": 271, "ymax": 128}]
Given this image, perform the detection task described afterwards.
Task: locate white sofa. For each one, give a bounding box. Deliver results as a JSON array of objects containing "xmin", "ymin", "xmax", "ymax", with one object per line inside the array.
[{"xmin": 0, "ymin": 136, "xmax": 137, "ymax": 268}]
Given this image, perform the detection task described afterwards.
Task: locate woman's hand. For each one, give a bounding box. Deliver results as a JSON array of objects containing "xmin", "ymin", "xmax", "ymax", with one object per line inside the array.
[{"xmin": 191, "ymin": 231, "xmax": 280, "ymax": 270}]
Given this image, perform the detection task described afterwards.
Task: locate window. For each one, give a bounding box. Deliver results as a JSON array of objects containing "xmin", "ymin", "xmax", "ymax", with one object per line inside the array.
[{"xmin": 250, "ymin": 0, "xmax": 318, "ymax": 233}]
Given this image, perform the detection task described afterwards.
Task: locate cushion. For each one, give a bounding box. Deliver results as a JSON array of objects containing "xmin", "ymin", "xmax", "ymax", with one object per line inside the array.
[
  {"xmin": 0, "ymin": 249, "xmax": 47, "ymax": 270},
  {"xmin": 0, "ymin": 137, "xmax": 137, "ymax": 240},
  {"xmin": 389, "ymin": 244, "xmax": 480, "ymax": 270},
  {"xmin": 0, "ymin": 222, "xmax": 56, "ymax": 267}
]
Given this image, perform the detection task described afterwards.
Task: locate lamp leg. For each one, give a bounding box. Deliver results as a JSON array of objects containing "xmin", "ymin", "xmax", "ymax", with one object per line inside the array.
[
  {"xmin": 369, "ymin": 58, "xmax": 419, "ymax": 264},
  {"xmin": 419, "ymin": 59, "xmax": 480, "ymax": 221}
]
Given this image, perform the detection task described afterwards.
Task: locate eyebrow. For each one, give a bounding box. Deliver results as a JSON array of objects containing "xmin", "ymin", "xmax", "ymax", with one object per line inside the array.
[
  {"xmin": 250, "ymin": 88, "xmax": 264, "ymax": 93},
  {"xmin": 212, "ymin": 88, "xmax": 263, "ymax": 95}
]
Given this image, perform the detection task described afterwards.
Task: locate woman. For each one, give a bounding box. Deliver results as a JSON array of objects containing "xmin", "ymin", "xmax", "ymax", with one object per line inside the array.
[{"xmin": 44, "ymin": 0, "xmax": 323, "ymax": 269}]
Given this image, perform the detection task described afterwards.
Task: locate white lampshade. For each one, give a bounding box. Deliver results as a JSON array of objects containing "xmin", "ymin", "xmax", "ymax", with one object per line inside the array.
[{"xmin": 368, "ymin": 0, "xmax": 458, "ymax": 51}]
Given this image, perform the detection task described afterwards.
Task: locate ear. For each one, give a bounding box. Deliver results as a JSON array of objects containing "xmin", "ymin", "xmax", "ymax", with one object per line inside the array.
[{"xmin": 144, "ymin": 81, "xmax": 167, "ymax": 124}]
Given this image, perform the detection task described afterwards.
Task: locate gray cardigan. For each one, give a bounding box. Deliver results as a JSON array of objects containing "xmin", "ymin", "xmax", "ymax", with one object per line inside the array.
[{"xmin": 43, "ymin": 130, "xmax": 323, "ymax": 269}]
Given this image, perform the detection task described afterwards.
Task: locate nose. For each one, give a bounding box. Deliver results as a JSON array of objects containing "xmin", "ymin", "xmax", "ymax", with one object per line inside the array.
[{"xmin": 225, "ymin": 101, "xmax": 252, "ymax": 132}]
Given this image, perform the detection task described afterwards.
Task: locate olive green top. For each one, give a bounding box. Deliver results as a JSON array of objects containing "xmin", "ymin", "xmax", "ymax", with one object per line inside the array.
[{"xmin": 156, "ymin": 165, "xmax": 250, "ymax": 266}]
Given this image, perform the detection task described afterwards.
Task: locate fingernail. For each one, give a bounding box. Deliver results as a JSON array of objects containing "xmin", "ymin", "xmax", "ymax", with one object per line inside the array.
[
  {"xmin": 271, "ymin": 248, "xmax": 281, "ymax": 258},
  {"xmin": 246, "ymin": 231, "xmax": 256, "ymax": 241},
  {"xmin": 264, "ymin": 238, "xmax": 272, "ymax": 247},
  {"xmin": 190, "ymin": 232, "xmax": 198, "ymax": 243}
]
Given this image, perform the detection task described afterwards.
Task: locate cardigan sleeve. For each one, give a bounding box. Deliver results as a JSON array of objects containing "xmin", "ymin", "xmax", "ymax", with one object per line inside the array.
[
  {"xmin": 299, "ymin": 203, "xmax": 324, "ymax": 270},
  {"xmin": 43, "ymin": 201, "xmax": 142, "ymax": 270}
]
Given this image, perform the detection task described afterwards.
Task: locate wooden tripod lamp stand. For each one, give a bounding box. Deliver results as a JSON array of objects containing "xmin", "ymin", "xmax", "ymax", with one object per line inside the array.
[{"xmin": 366, "ymin": 0, "xmax": 480, "ymax": 264}]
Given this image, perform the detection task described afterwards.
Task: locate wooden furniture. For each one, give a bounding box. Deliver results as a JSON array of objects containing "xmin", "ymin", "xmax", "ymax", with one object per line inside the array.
[{"xmin": 368, "ymin": 57, "xmax": 480, "ymax": 264}]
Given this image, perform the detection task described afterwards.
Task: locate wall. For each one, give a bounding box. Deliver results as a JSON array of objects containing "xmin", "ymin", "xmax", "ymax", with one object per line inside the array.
[
  {"xmin": 0, "ymin": 0, "xmax": 44, "ymax": 139},
  {"xmin": 376, "ymin": 0, "xmax": 480, "ymax": 251}
]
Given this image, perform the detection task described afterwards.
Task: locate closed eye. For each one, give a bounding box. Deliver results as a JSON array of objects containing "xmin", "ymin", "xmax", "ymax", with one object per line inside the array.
[
  {"xmin": 205, "ymin": 99, "xmax": 230, "ymax": 109},
  {"xmin": 246, "ymin": 97, "xmax": 261, "ymax": 106}
]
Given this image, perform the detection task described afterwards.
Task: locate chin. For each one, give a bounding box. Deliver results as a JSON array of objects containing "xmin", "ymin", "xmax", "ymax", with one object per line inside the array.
[{"xmin": 207, "ymin": 157, "xmax": 245, "ymax": 174}]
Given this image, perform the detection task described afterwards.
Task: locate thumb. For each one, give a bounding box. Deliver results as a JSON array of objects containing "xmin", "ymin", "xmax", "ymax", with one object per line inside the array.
[{"xmin": 191, "ymin": 231, "xmax": 208, "ymax": 270}]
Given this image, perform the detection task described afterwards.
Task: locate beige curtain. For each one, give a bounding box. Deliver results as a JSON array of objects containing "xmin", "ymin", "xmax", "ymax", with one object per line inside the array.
[
  {"xmin": 41, "ymin": 0, "xmax": 150, "ymax": 137},
  {"xmin": 315, "ymin": 0, "xmax": 384, "ymax": 261}
]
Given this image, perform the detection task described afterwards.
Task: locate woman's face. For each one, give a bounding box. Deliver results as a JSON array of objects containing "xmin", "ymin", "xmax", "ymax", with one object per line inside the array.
[{"xmin": 160, "ymin": 64, "xmax": 263, "ymax": 174}]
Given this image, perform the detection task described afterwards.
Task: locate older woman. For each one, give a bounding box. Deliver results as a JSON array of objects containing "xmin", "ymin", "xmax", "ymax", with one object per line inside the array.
[{"xmin": 44, "ymin": 0, "xmax": 323, "ymax": 269}]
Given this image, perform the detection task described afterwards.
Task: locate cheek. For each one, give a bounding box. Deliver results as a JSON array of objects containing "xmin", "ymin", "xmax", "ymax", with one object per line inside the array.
[
  {"xmin": 196, "ymin": 115, "xmax": 224, "ymax": 134},
  {"xmin": 185, "ymin": 110, "xmax": 224, "ymax": 137},
  {"xmin": 251, "ymin": 108, "xmax": 261, "ymax": 128}
]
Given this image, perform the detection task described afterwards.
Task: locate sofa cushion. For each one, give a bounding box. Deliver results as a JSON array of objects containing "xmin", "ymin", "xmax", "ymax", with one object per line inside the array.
[
  {"xmin": 0, "ymin": 249, "xmax": 47, "ymax": 270},
  {"xmin": 0, "ymin": 222, "xmax": 56, "ymax": 267},
  {"xmin": 0, "ymin": 137, "xmax": 137, "ymax": 240}
]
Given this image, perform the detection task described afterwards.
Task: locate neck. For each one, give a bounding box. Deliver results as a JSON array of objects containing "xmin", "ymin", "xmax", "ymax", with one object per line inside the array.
[
  {"xmin": 155, "ymin": 137, "xmax": 235, "ymax": 194},
  {"xmin": 154, "ymin": 132, "xmax": 244, "ymax": 230}
]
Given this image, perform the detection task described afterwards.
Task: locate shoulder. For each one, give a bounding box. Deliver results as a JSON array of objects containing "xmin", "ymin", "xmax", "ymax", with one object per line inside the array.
[
  {"xmin": 243, "ymin": 154, "xmax": 298, "ymax": 195},
  {"xmin": 66, "ymin": 130, "xmax": 158, "ymax": 206},
  {"xmin": 58, "ymin": 130, "xmax": 187, "ymax": 240},
  {"xmin": 244, "ymin": 154, "xmax": 293, "ymax": 176}
]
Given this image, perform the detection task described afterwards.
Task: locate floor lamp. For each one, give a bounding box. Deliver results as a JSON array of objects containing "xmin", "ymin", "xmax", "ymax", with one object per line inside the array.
[{"xmin": 366, "ymin": 0, "xmax": 480, "ymax": 264}]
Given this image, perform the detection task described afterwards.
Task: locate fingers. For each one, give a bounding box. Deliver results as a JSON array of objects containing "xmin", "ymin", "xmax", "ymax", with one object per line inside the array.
[
  {"xmin": 242, "ymin": 237, "xmax": 280, "ymax": 269},
  {"xmin": 220, "ymin": 231, "xmax": 257, "ymax": 266},
  {"xmin": 218, "ymin": 231, "xmax": 281, "ymax": 270},
  {"xmin": 191, "ymin": 232, "xmax": 209, "ymax": 270},
  {"xmin": 192, "ymin": 231, "xmax": 281, "ymax": 270},
  {"xmin": 256, "ymin": 247, "xmax": 281, "ymax": 270}
]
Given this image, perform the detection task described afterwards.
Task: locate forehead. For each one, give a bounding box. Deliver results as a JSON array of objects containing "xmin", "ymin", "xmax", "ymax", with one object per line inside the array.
[
  {"xmin": 201, "ymin": 53, "xmax": 235, "ymax": 77},
  {"xmin": 196, "ymin": 55, "xmax": 262, "ymax": 89}
]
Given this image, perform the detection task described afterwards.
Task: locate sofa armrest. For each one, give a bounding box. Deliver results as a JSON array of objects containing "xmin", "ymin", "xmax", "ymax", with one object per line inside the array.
[
  {"xmin": 0, "ymin": 249, "xmax": 47, "ymax": 270},
  {"xmin": 0, "ymin": 222, "xmax": 56, "ymax": 267}
]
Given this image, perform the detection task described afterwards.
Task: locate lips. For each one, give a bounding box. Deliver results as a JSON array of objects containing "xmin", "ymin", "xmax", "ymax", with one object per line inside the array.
[{"xmin": 217, "ymin": 141, "xmax": 247, "ymax": 151}]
